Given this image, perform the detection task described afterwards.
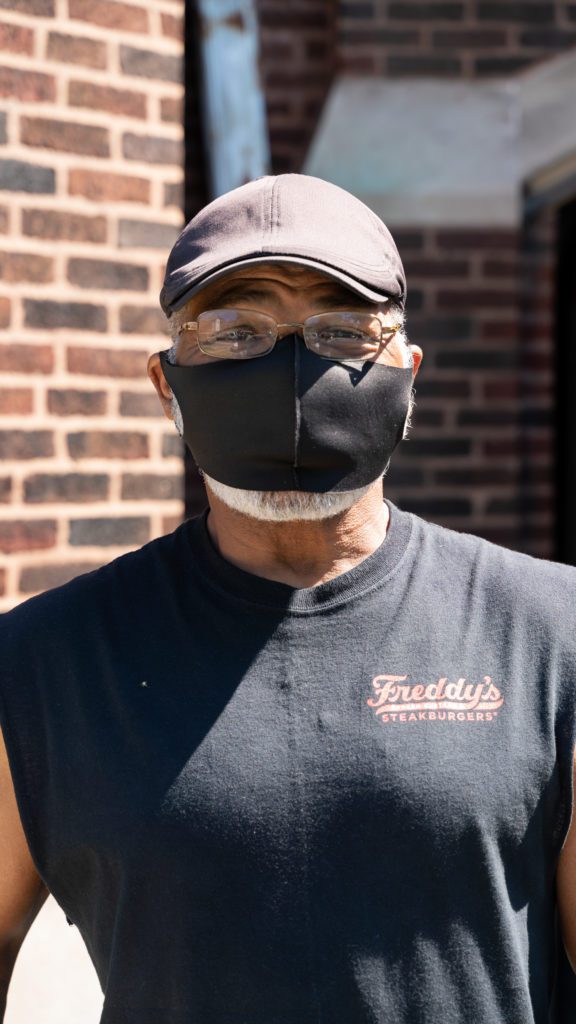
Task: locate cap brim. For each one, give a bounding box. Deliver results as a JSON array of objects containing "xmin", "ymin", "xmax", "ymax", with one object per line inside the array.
[{"xmin": 164, "ymin": 255, "xmax": 393, "ymax": 315}]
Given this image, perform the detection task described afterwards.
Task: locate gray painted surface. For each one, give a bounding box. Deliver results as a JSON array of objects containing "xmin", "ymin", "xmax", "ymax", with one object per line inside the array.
[
  {"xmin": 304, "ymin": 51, "xmax": 576, "ymax": 226},
  {"xmin": 198, "ymin": 0, "xmax": 270, "ymax": 198}
]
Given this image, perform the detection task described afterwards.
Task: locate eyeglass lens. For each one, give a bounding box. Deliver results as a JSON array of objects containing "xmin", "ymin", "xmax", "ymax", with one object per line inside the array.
[{"xmin": 190, "ymin": 309, "xmax": 388, "ymax": 362}]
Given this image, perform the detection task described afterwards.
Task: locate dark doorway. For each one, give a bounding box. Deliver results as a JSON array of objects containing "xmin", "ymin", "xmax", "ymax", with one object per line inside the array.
[
  {"xmin": 555, "ymin": 198, "xmax": 576, "ymax": 566},
  {"xmin": 183, "ymin": 0, "xmax": 209, "ymax": 519}
]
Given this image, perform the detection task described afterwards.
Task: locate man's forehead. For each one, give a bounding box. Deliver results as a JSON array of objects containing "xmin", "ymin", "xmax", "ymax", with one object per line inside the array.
[
  {"xmin": 187, "ymin": 263, "xmax": 387, "ymax": 312},
  {"xmin": 208, "ymin": 263, "xmax": 348, "ymax": 288}
]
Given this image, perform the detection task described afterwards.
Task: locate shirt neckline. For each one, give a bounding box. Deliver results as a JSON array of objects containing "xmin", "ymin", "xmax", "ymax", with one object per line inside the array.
[{"xmin": 183, "ymin": 498, "xmax": 414, "ymax": 614}]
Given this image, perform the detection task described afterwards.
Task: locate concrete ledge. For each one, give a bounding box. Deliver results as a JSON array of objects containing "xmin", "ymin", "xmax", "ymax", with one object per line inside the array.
[{"xmin": 304, "ymin": 51, "xmax": 576, "ymax": 227}]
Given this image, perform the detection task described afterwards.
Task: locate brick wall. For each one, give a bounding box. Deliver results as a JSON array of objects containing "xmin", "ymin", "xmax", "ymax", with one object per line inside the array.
[
  {"xmin": 384, "ymin": 216, "xmax": 556, "ymax": 558},
  {"xmin": 0, "ymin": 0, "xmax": 185, "ymax": 609},
  {"xmin": 257, "ymin": 0, "xmax": 337, "ymax": 173},
  {"xmin": 253, "ymin": 1, "xmax": 570, "ymax": 558},
  {"xmin": 338, "ymin": 0, "xmax": 576, "ymax": 77}
]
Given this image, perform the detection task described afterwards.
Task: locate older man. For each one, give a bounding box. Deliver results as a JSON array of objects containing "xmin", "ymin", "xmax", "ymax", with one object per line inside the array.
[{"xmin": 0, "ymin": 174, "xmax": 575, "ymax": 1024}]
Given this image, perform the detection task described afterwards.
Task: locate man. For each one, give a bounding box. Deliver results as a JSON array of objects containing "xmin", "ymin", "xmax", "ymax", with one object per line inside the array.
[{"xmin": 0, "ymin": 173, "xmax": 575, "ymax": 1023}]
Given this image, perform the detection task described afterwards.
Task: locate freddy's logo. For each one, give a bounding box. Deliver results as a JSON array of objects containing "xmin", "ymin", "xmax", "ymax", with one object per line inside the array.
[{"xmin": 367, "ymin": 673, "xmax": 504, "ymax": 725}]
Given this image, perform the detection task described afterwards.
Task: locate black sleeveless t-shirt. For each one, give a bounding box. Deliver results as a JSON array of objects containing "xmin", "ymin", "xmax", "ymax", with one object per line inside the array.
[{"xmin": 1, "ymin": 501, "xmax": 576, "ymax": 1023}]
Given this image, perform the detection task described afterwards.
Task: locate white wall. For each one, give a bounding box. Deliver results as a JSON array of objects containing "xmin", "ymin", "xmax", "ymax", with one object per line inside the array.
[{"xmin": 6, "ymin": 896, "xmax": 103, "ymax": 1024}]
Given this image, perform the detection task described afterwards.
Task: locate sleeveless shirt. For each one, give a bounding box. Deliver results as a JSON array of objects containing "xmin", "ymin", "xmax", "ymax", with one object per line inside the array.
[{"xmin": 1, "ymin": 501, "xmax": 576, "ymax": 1023}]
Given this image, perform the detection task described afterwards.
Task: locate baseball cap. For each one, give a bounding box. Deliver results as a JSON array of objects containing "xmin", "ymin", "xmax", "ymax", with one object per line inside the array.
[{"xmin": 159, "ymin": 174, "xmax": 406, "ymax": 316}]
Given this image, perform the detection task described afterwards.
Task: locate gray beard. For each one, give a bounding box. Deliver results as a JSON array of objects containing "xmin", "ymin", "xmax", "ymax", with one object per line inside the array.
[{"xmin": 201, "ymin": 473, "xmax": 375, "ymax": 522}]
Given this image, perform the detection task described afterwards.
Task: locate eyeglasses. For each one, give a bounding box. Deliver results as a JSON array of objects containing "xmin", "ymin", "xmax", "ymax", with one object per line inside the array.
[{"xmin": 175, "ymin": 308, "xmax": 403, "ymax": 363}]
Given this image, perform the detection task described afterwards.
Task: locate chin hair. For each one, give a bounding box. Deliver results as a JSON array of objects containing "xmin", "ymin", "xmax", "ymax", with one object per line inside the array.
[{"xmin": 201, "ymin": 472, "xmax": 375, "ymax": 522}]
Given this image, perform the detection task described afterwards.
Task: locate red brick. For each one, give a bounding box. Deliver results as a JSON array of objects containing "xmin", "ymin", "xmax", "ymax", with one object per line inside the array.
[
  {"xmin": 483, "ymin": 380, "xmax": 520, "ymax": 400},
  {"xmin": 0, "ymin": 66, "xmax": 55, "ymax": 102},
  {"xmin": 24, "ymin": 472, "xmax": 109, "ymax": 502},
  {"xmin": 0, "ymin": 22, "xmax": 35, "ymax": 54},
  {"xmin": 0, "ymin": 296, "xmax": 9, "ymax": 328},
  {"xmin": 0, "ymin": 519, "xmax": 57, "ymax": 554},
  {"xmin": 432, "ymin": 29, "xmax": 507, "ymax": 46},
  {"xmin": 69, "ymin": 168, "xmax": 150, "ymax": 203},
  {"xmin": 47, "ymin": 389, "xmax": 107, "ymax": 415},
  {"xmin": 480, "ymin": 320, "xmax": 519, "ymax": 340},
  {"xmin": 21, "ymin": 117, "xmax": 109, "ymax": 158},
  {"xmin": 119, "ymin": 391, "xmax": 163, "ymax": 416},
  {"xmin": 162, "ymin": 433, "xmax": 184, "ymax": 457},
  {"xmin": 120, "ymin": 45, "xmax": 182, "ymax": 83},
  {"xmin": 122, "ymin": 132, "xmax": 182, "ymax": 166},
  {"xmin": 22, "ymin": 208, "xmax": 107, "ymax": 243},
  {"xmin": 46, "ymin": 31, "xmax": 107, "ymax": 69},
  {"xmin": 0, "ymin": 387, "xmax": 34, "ymax": 413},
  {"xmin": 0, "ymin": 343, "xmax": 53, "ymax": 373},
  {"xmin": 69, "ymin": 80, "xmax": 147, "ymax": 119},
  {"xmin": 69, "ymin": 516, "xmax": 150, "ymax": 546},
  {"xmin": 160, "ymin": 97, "xmax": 182, "ymax": 123},
  {"xmin": 260, "ymin": 8, "xmax": 331, "ymax": 28},
  {"xmin": 67, "ymin": 431, "xmax": 149, "ymax": 459},
  {"xmin": 0, "ymin": 430, "xmax": 54, "ymax": 459},
  {"xmin": 483, "ymin": 437, "xmax": 552, "ymax": 458},
  {"xmin": 67, "ymin": 257, "xmax": 148, "ymax": 291},
  {"xmin": 121, "ymin": 473, "xmax": 182, "ymax": 499},
  {"xmin": 0, "ymin": 0, "xmax": 54, "ymax": 12},
  {"xmin": 403, "ymin": 258, "xmax": 469, "ymax": 278},
  {"xmin": 19, "ymin": 562, "xmax": 101, "ymax": 594},
  {"xmin": 161, "ymin": 11, "xmax": 183, "ymax": 38},
  {"xmin": 437, "ymin": 289, "xmax": 518, "ymax": 310},
  {"xmin": 162, "ymin": 513, "xmax": 183, "ymax": 533},
  {"xmin": 24, "ymin": 300, "xmax": 107, "ymax": 332},
  {"xmin": 67, "ymin": 347, "xmax": 148, "ymax": 378},
  {"xmin": 387, "ymin": 2, "xmax": 464, "ymax": 17},
  {"xmin": 482, "ymin": 260, "xmax": 520, "ymax": 277},
  {"xmin": 0, "ymin": 159, "xmax": 55, "ymax": 193},
  {"xmin": 478, "ymin": 3, "xmax": 555, "ymax": 23},
  {"xmin": 475, "ymin": 55, "xmax": 534, "ymax": 75},
  {"xmin": 387, "ymin": 54, "xmax": 461, "ymax": 73},
  {"xmin": 118, "ymin": 219, "xmax": 179, "ymax": 249},
  {"xmin": 68, "ymin": 0, "xmax": 148, "ymax": 33},
  {"xmin": 120, "ymin": 305, "xmax": 168, "ymax": 335},
  {"xmin": 163, "ymin": 181, "xmax": 183, "ymax": 208},
  {"xmin": 435, "ymin": 467, "xmax": 514, "ymax": 486},
  {"xmin": 0, "ymin": 250, "xmax": 53, "ymax": 283},
  {"xmin": 436, "ymin": 230, "xmax": 518, "ymax": 250}
]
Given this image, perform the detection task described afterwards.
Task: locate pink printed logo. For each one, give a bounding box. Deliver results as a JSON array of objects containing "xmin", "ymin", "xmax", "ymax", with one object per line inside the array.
[{"xmin": 367, "ymin": 674, "xmax": 504, "ymax": 725}]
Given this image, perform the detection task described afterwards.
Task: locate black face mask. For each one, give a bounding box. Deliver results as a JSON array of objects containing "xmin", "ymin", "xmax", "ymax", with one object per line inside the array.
[{"xmin": 159, "ymin": 337, "xmax": 413, "ymax": 493}]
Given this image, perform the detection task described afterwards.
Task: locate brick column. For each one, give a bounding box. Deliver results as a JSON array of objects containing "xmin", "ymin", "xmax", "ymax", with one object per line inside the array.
[{"xmin": 0, "ymin": 0, "xmax": 185, "ymax": 609}]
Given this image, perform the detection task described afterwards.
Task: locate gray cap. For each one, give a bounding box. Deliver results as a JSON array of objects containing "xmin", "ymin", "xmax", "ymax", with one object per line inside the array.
[{"xmin": 159, "ymin": 174, "xmax": 406, "ymax": 316}]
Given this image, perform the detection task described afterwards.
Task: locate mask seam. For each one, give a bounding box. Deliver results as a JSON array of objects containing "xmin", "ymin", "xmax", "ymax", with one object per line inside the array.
[{"xmin": 293, "ymin": 336, "xmax": 301, "ymax": 489}]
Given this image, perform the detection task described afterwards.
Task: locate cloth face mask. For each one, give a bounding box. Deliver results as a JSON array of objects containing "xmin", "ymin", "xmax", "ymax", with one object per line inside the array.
[{"xmin": 159, "ymin": 337, "xmax": 413, "ymax": 493}]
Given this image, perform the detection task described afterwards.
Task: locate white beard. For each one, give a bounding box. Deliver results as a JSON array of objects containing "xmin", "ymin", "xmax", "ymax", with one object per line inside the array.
[{"xmin": 201, "ymin": 473, "xmax": 375, "ymax": 522}]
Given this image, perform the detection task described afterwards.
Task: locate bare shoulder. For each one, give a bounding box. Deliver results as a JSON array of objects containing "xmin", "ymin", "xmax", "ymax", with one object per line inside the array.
[
  {"xmin": 557, "ymin": 748, "xmax": 576, "ymax": 972},
  {"xmin": 0, "ymin": 720, "xmax": 50, "ymax": 949}
]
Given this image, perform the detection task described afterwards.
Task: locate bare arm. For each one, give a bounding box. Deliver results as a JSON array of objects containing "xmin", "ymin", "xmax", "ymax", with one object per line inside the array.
[
  {"xmin": 557, "ymin": 747, "xmax": 576, "ymax": 973},
  {"xmin": 0, "ymin": 723, "xmax": 50, "ymax": 1019}
]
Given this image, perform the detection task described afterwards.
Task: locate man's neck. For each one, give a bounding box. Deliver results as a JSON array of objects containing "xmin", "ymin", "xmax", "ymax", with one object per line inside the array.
[{"xmin": 204, "ymin": 482, "xmax": 389, "ymax": 588}]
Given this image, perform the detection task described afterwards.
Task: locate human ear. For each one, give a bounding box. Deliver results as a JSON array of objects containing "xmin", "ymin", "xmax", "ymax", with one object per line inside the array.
[
  {"xmin": 147, "ymin": 352, "xmax": 175, "ymax": 420},
  {"xmin": 409, "ymin": 345, "xmax": 423, "ymax": 378}
]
